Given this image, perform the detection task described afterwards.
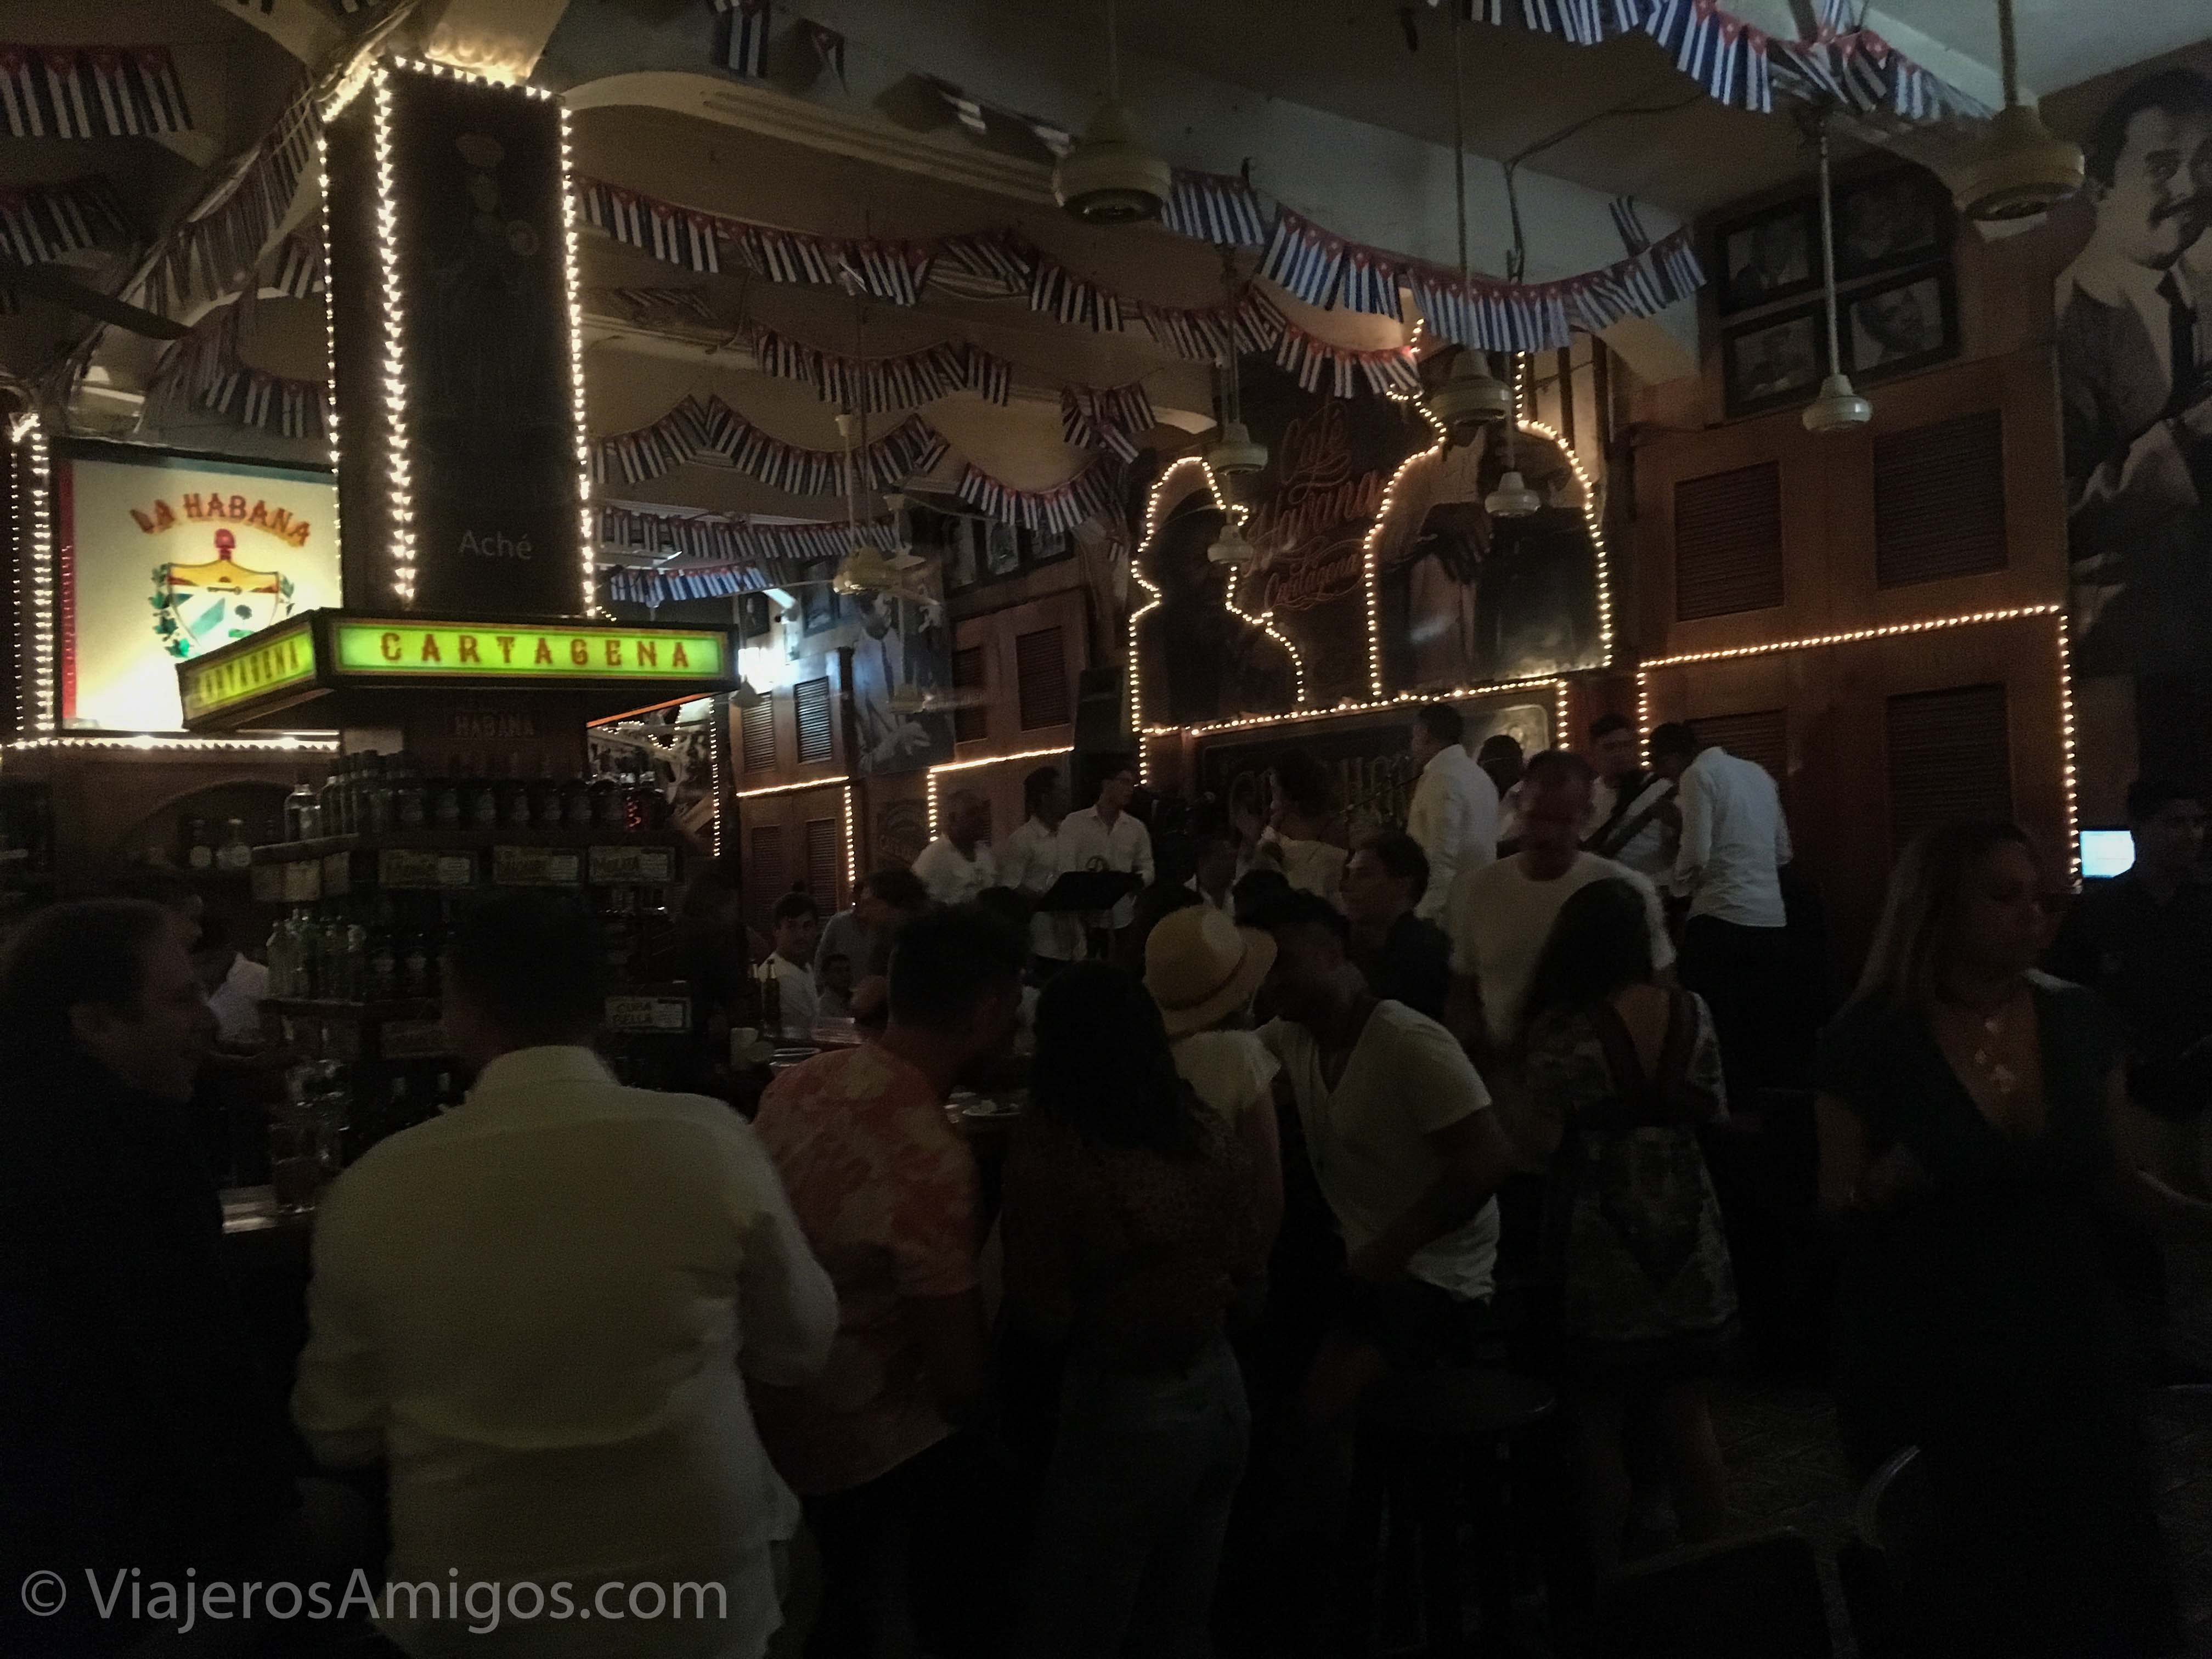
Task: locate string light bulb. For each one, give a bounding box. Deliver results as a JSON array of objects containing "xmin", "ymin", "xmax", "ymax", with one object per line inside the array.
[{"xmin": 927, "ymin": 744, "xmax": 1074, "ymax": 836}]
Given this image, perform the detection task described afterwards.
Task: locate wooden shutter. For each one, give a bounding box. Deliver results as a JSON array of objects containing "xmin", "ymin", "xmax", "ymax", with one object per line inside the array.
[
  {"xmin": 1874, "ymin": 411, "xmax": 2007, "ymax": 588},
  {"xmin": 952, "ymin": 645, "xmax": 988, "ymax": 744},
  {"xmin": 1692, "ymin": 709, "xmax": 1788, "ymax": 798},
  {"xmin": 1016, "ymin": 625, "xmax": 1071, "ymax": 730},
  {"xmin": 1673, "ymin": 462, "xmax": 1783, "ymax": 620},
  {"xmin": 740, "ymin": 697, "xmax": 776, "ymax": 772},
  {"xmin": 795, "ymin": 676, "xmax": 833, "ymax": 763},
  {"xmin": 1887, "ymin": 683, "xmax": 2011, "ymax": 850},
  {"xmin": 804, "ymin": 817, "xmax": 839, "ymax": 905},
  {"xmin": 747, "ymin": 823, "xmax": 786, "ymax": 927}
]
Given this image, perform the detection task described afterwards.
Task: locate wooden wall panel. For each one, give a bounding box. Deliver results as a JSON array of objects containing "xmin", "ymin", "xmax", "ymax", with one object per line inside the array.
[
  {"xmin": 1639, "ymin": 612, "xmax": 2064, "ymax": 974},
  {"xmin": 950, "ymin": 589, "xmax": 1090, "ymax": 766},
  {"xmin": 733, "ymin": 781, "xmax": 850, "ymax": 921}
]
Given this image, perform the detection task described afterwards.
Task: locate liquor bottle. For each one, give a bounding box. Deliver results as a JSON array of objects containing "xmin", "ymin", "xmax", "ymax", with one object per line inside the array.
[
  {"xmin": 267, "ymin": 913, "xmax": 295, "ymax": 1000},
  {"xmin": 759, "ymin": 957, "xmax": 783, "ymax": 1039},
  {"xmin": 501, "ymin": 751, "xmax": 533, "ymax": 829},
  {"xmin": 361, "ymin": 753, "xmax": 393, "ymax": 836},
  {"xmin": 319, "ymin": 758, "xmax": 349, "ymax": 838},
  {"xmin": 590, "ymin": 760, "xmax": 623, "ymax": 832},
  {"xmin": 319, "ymin": 912, "xmax": 349, "ymax": 1000},
  {"xmin": 343, "ymin": 912, "xmax": 369, "ymax": 1001},
  {"xmin": 393, "ymin": 753, "xmax": 427, "ymax": 831},
  {"xmin": 562, "ymin": 766, "xmax": 594, "ymax": 831},
  {"xmin": 466, "ymin": 753, "xmax": 498, "ymax": 830},
  {"xmin": 185, "ymin": 818, "xmax": 215, "ymax": 872},
  {"xmin": 624, "ymin": 757, "xmax": 660, "ymax": 835},
  {"xmin": 401, "ymin": 924, "xmax": 432, "ymax": 1000},
  {"xmin": 432, "ymin": 758, "xmax": 462, "ymax": 831},
  {"xmin": 529, "ymin": 755, "xmax": 561, "ymax": 829},
  {"xmin": 368, "ymin": 898, "xmax": 398, "ymax": 1002},
  {"xmin": 216, "ymin": 819, "xmax": 252, "ymax": 872},
  {"xmin": 285, "ymin": 774, "xmax": 320, "ymax": 842}
]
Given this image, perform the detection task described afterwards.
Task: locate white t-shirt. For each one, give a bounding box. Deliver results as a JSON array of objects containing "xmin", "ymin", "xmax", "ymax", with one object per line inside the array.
[
  {"xmin": 1171, "ymin": 1029, "xmax": 1279, "ymax": 1126},
  {"xmin": 1059, "ymin": 806, "xmax": 1155, "ymax": 930},
  {"xmin": 1260, "ymin": 1001, "xmax": 1500, "ymax": 1302},
  {"xmin": 1447, "ymin": 851, "xmax": 1675, "ymax": 1049},
  {"xmin": 769, "ymin": 953, "xmax": 817, "ymax": 1040},
  {"xmin": 911, "ymin": 836, "xmax": 999, "ymax": 907},
  {"xmin": 1001, "ymin": 816, "xmax": 1084, "ymax": 960}
]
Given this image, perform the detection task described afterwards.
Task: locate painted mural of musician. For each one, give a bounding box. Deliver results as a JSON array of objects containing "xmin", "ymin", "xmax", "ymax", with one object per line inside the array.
[{"xmin": 2056, "ymin": 67, "xmax": 2212, "ymax": 675}]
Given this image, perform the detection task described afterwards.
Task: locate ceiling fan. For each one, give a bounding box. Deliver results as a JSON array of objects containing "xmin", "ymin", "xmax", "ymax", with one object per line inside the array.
[{"xmin": 0, "ymin": 258, "xmax": 188, "ymax": 340}]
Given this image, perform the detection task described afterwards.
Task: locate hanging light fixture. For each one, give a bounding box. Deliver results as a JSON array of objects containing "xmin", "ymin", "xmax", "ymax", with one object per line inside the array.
[
  {"xmin": 1055, "ymin": 0, "xmax": 1172, "ymax": 225},
  {"xmin": 1954, "ymin": 0, "xmax": 2083, "ymax": 222},
  {"xmin": 832, "ymin": 297, "xmax": 913, "ymax": 595},
  {"xmin": 1484, "ymin": 353, "xmax": 1541, "ymax": 517},
  {"xmin": 1803, "ymin": 111, "xmax": 1874, "ymax": 436},
  {"xmin": 1424, "ymin": 7, "xmax": 1511, "ymax": 439},
  {"xmin": 1206, "ymin": 517, "xmax": 1259, "ymax": 567},
  {"xmin": 1206, "ymin": 259, "xmax": 1268, "ymax": 483}
]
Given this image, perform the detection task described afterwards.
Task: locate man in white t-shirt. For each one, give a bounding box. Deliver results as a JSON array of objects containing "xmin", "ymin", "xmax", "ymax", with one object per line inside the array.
[
  {"xmin": 998, "ymin": 765, "xmax": 1085, "ymax": 972},
  {"xmin": 1404, "ymin": 702, "xmax": 1499, "ymax": 923},
  {"xmin": 765, "ymin": 891, "xmax": 821, "ymax": 1040},
  {"xmin": 911, "ymin": 789, "xmax": 998, "ymax": 907},
  {"xmin": 1445, "ymin": 750, "xmax": 1673, "ymax": 1149},
  {"xmin": 1258, "ymin": 892, "xmax": 1516, "ymax": 1402},
  {"xmin": 1058, "ymin": 762, "xmax": 1153, "ymax": 937}
]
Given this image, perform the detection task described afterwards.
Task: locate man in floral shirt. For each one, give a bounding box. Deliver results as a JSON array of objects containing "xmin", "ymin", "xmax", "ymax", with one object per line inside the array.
[{"xmin": 751, "ymin": 906, "xmax": 1026, "ymax": 1657}]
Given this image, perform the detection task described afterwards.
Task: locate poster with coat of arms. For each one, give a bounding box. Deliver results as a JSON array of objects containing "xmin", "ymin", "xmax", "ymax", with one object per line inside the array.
[{"xmin": 60, "ymin": 450, "xmax": 340, "ymax": 731}]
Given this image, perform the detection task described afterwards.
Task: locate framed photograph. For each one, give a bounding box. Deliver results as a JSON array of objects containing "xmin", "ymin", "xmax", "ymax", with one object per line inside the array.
[
  {"xmin": 799, "ymin": 559, "xmax": 839, "ymax": 635},
  {"xmin": 1714, "ymin": 201, "xmax": 1820, "ymax": 315},
  {"xmin": 985, "ymin": 521, "xmax": 1020, "ymax": 578},
  {"xmin": 1722, "ymin": 303, "xmax": 1827, "ymax": 418},
  {"xmin": 1846, "ymin": 266, "xmax": 1959, "ymax": 382},
  {"xmin": 1029, "ymin": 527, "xmax": 1075, "ymax": 565},
  {"xmin": 1835, "ymin": 167, "xmax": 1948, "ymax": 279}
]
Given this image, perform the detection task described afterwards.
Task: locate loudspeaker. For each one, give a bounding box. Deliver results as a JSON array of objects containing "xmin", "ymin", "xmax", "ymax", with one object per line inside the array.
[{"xmin": 1073, "ymin": 667, "xmax": 1126, "ymax": 754}]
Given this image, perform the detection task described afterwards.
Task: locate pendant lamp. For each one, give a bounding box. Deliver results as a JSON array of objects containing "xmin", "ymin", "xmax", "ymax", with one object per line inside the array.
[
  {"xmin": 1424, "ymin": 8, "xmax": 1511, "ymax": 439},
  {"xmin": 1483, "ymin": 353, "xmax": 1541, "ymax": 518},
  {"xmin": 1802, "ymin": 113, "xmax": 1874, "ymax": 436}
]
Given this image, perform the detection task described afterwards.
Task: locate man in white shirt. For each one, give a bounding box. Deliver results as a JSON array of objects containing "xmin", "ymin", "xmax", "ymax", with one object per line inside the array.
[
  {"xmin": 1445, "ymin": 750, "xmax": 1673, "ymax": 1152},
  {"xmin": 294, "ymin": 893, "xmax": 837, "ymax": 1659},
  {"xmin": 1059, "ymin": 761, "xmax": 1154, "ymax": 939},
  {"xmin": 998, "ymin": 765, "xmax": 1085, "ymax": 971},
  {"xmin": 1256, "ymin": 889, "xmax": 1515, "ymax": 1427},
  {"xmin": 1652, "ymin": 720, "xmax": 1795, "ymax": 1101},
  {"xmin": 911, "ymin": 789, "xmax": 998, "ymax": 907},
  {"xmin": 1583, "ymin": 712, "xmax": 1677, "ymax": 884},
  {"xmin": 766, "ymin": 891, "xmax": 821, "ymax": 1039},
  {"xmin": 1403, "ymin": 702, "xmax": 1499, "ymax": 924}
]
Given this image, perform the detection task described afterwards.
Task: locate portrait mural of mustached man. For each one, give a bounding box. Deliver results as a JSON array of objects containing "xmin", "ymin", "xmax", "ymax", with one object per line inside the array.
[
  {"xmin": 2051, "ymin": 54, "xmax": 2212, "ymax": 676},
  {"xmin": 1141, "ymin": 356, "xmax": 1604, "ymax": 727}
]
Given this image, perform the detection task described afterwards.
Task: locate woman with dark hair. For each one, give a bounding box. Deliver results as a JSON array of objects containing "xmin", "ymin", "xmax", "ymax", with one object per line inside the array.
[
  {"xmin": 1245, "ymin": 751, "xmax": 1348, "ymax": 910},
  {"xmin": 1816, "ymin": 821, "xmax": 2203, "ymax": 1656},
  {"xmin": 1003, "ymin": 962, "xmax": 1266, "ymax": 1659},
  {"xmin": 1522, "ymin": 878, "xmax": 1735, "ymax": 1576}
]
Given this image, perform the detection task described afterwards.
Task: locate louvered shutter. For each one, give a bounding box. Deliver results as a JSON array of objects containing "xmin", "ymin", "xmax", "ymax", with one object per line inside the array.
[
  {"xmin": 795, "ymin": 676, "xmax": 833, "ymax": 763},
  {"xmin": 1875, "ymin": 411, "xmax": 2007, "ymax": 588},
  {"xmin": 952, "ymin": 645, "xmax": 988, "ymax": 744},
  {"xmin": 1016, "ymin": 625, "xmax": 1071, "ymax": 730},
  {"xmin": 740, "ymin": 697, "xmax": 776, "ymax": 772},
  {"xmin": 747, "ymin": 824, "xmax": 786, "ymax": 928},
  {"xmin": 1674, "ymin": 463, "xmax": 1784, "ymax": 620},
  {"xmin": 1887, "ymin": 683, "xmax": 2011, "ymax": 850},
  {"xmin": 804, "ymin": 817, "xmax": 838, "ymax": 905},
  {"xmin": 1692, "ymin": 709, "xmax": 1789, "ymax": 800}
]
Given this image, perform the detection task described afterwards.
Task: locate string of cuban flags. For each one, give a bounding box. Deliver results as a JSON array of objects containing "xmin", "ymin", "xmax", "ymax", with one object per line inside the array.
[
  {"xmin": 590, "ymin": 392, "xmax": 1126, "ymax": 537},
  {"xmin": 576, "ymin": 169, "xmax": 1696, "ymax": 369},
  {"xmin": 600, "ymin": 509, "xmax": 904, "ymax": 606}
]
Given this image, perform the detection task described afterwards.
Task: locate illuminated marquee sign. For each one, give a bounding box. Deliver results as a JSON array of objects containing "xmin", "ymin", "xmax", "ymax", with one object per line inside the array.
[
  {"xmin": 331, "ymin": 620, "xmax": 725, "ymax": 681},
  {"xmin": 178, "ymin": 618, "xmax": 320, "ymax": 722}
]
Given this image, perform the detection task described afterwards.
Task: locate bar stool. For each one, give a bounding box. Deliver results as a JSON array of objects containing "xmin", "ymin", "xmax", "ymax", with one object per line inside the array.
[{"xmin": 1342, "ymin": 1367, "xmax": 1559, "ymax": 1657}]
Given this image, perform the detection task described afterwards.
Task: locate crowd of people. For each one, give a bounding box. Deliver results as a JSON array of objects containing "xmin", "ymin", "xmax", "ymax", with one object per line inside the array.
[{"xmin": 7, "ymin": 708, "xmax": 2212, "ymax": 1659}]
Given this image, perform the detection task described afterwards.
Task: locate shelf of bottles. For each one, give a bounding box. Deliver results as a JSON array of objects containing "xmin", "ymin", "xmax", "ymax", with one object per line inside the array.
[{"xmin": 255, "ymin": 746, "xmax": 692, "ymax": 1195}]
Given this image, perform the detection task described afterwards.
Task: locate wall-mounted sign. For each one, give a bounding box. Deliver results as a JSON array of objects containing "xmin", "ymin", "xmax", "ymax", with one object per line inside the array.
[
  {"xmin": 330, "ymin": 620, "xmax": 726, "ymax": 680},
  {"xmin": 326, "ymin": 60, "xmax": 584, "ymax": 616},
  {"xmin": 61, "ymin": 451, "xmax": 340, "ymax": 731},
  {"xmin": 177, "ymin": 616, "xmax": 320, "ymax": 723}
]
